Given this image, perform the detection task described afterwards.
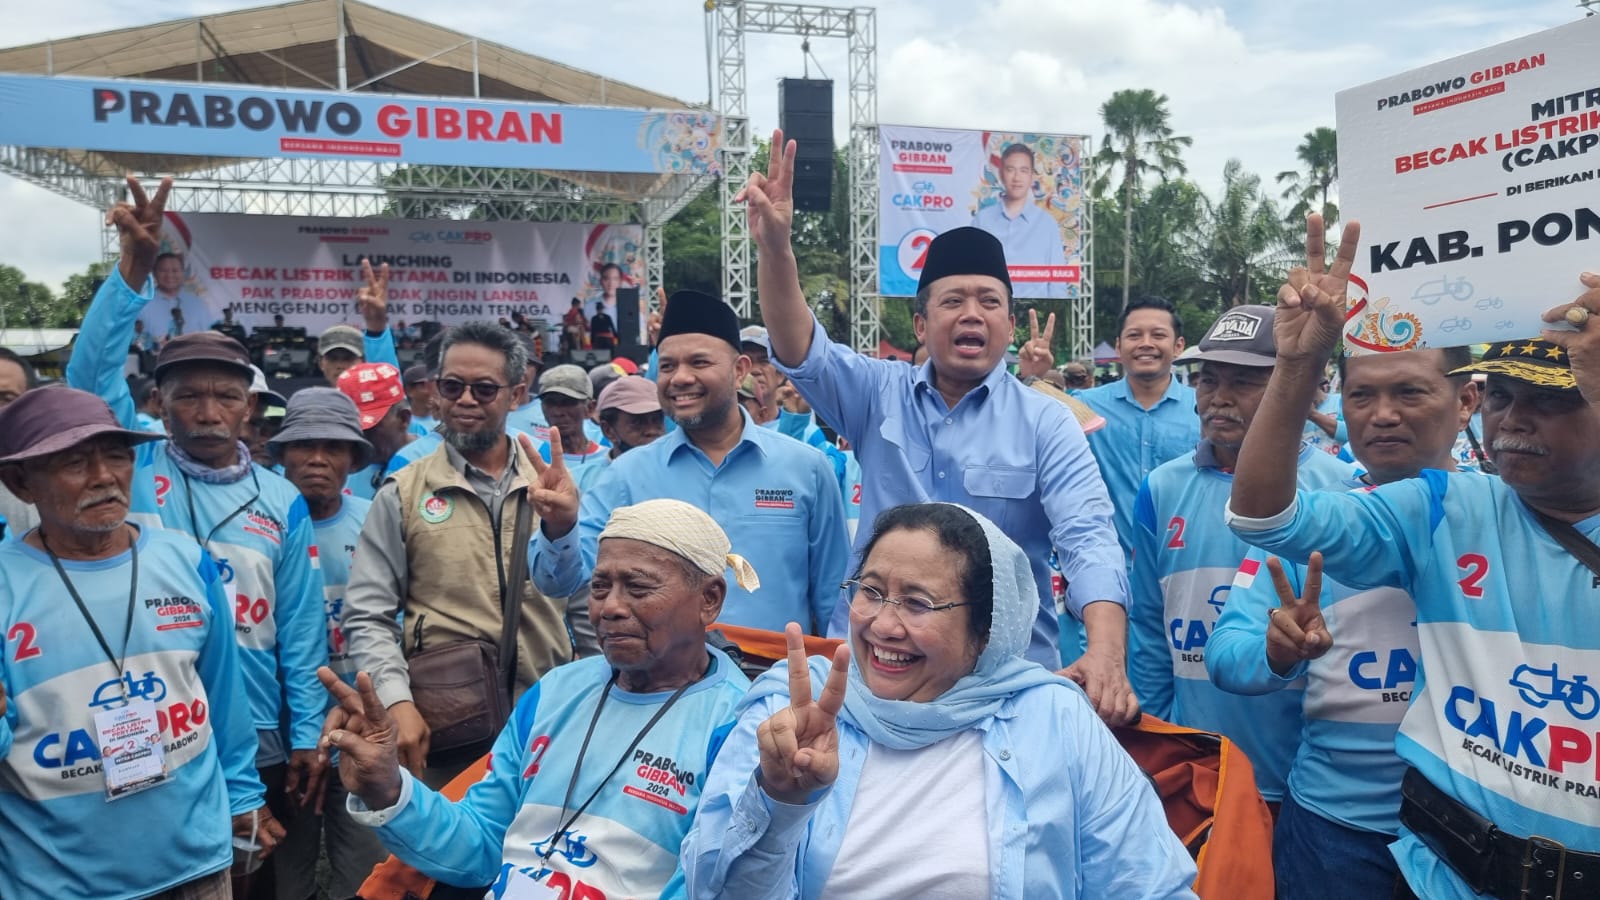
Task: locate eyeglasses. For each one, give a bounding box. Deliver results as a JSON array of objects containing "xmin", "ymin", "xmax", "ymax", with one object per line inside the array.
[
  {"xmin": 842, "ymin": 579, "xmax": 975, "ymax": 621},
  {"xmin": 434, "ymin": 377, "xmax": 512, "ymax": 403}
]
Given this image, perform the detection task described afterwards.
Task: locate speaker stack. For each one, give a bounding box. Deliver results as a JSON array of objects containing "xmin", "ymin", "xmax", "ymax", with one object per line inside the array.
[{"xmin": 779, "ymin": 78, "xmax": 834, "ymax": 212}]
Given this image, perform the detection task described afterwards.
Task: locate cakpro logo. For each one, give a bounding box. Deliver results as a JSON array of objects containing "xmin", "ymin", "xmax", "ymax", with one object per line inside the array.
[
  {"xmin": 891, "ymin": 180, "xmax": 955, "ymax": 210},
  {"xmin": 1445, "ymin": 661, "xmax": 1600, "ymax": 798}
]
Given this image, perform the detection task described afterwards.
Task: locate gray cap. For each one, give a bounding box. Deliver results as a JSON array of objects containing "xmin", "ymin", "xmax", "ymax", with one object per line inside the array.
[
  {"xmin": 538, "ymin": 364, "xmax": 593, "ymax": 401},
  {"xmin": 319, "ymin": 325, "xmax": 365, "ymax": 357},
  {"xmin": 267, "ymin": 387, "xmax": 374, "ymax": 469},
  {"xmin": 1175, "ymin": 305, "xmax": 1278, "ymax": 368},
  {"xmin": 739, "ymin": 324, "xmax": 771, "ymax": 354}
]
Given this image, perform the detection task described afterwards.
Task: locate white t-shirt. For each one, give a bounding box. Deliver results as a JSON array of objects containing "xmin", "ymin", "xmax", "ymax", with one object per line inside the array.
[{"xmin": 820, "ymin": 729, "xmax": 990, "ymax": 899}]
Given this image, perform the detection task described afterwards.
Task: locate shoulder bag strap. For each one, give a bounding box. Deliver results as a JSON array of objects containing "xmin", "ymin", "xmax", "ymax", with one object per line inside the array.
[
  {"xmin": 1528, "ymin": 504, "xmax": 1600, "ymax": 585},
  {"xmin": 500, "ymin": 495, "xmax": 535, "ymax": 690}
]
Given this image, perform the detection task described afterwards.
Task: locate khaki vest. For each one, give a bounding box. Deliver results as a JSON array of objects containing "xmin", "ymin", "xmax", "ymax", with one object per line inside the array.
[{"xmin": 392, "ymin": 440, "xmax": 572, "ymax": 700}]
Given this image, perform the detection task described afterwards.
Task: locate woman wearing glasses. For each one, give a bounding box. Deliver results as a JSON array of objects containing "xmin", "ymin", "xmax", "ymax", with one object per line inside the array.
[{"xmin": 682, "ymin": 503, "xmax": 1197, "ymax": 899}]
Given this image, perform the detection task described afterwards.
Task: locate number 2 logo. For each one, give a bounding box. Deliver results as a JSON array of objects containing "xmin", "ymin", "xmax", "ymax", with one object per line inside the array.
[
  {"xmin": 1457, "ymin": 553, "xmax": 1489, "ymax": 599},
  {"xmin": 1166, "ymin": 516, "xmax": 1187, "ymax": 550},
  {"xmin": 8, "ymin": 622, "xmax": 42, "ymax": 661}
]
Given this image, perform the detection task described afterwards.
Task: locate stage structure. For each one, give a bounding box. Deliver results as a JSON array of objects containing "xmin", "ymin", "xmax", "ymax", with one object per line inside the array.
[
  {"xmin": 0, "ymin": 0, "xmax": 718, "ymax": 314},
  {"xmin": 713, "ymin": 1, "xmax": 880, "ymax": 352}
]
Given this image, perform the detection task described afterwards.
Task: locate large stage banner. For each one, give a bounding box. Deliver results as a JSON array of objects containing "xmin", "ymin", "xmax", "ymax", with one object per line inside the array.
[
  {"xmin": 878, "ymin": 125, "xmax": 1086, "ymax": 299},
  {"xmin": 1336, "ymin": 16, "xmax": 1598, "ymax": 354},
  {"xmin": 0, "ymin": 74, "xmax": 720, "ymax": 175},
  {"xmin": 149, "ymin": 213, "xmax": 644, "ymax": 335}
]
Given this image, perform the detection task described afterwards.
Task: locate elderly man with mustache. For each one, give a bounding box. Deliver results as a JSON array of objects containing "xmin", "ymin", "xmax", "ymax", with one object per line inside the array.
[
  {"xmin": 1127, "ymin": 303, "xmax": 1352, "ymax": 813},
  {"xmin": 0, "ymin": 387, "xmax": 276, "ymax": 899},
  {"xmin": 1227, "ymin": 216, "xmax": 1600, "ymax": 900},
  {"xmin": 66, "ymin": 176, "xmax": 329, "ymax": 899}
]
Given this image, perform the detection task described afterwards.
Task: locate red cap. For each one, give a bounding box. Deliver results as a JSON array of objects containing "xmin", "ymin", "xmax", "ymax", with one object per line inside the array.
[{"xmin": 336, "ymin": 362, "xmax": 406, "ymax": 430}]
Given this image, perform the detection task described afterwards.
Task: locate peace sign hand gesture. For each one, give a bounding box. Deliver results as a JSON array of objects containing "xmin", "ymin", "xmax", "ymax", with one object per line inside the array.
[
  {"xmin": 520, "ymin": 430, "xmax": 580, "ymax": 539},
  {"xmin": 735, "ymin": 129, "xmax": 797, "ymax": 253},
  {"xmin": 316, "ymin": 668, "xmax": 404, "ymax": 810},
  {"xmin": 1016, "ymin": 309, "xmax": 1058, "ymax": 381},
  {"xmin": 1265, "ymin": 552, "xmax": 1331, "ymax": 676},
  {"xmin": 1275, "ymin": 214, "xmax": 1362, "ymax": 363},
  {"xmin": 355, "ymin": 258, "xmax": 391, "ymax": 333},
  {"xmin": 108, "ymin": 174, "xmax": 172, "ymax": 289},
  {"xmin": 757, "ymin": 623, "xmax": 850, "ymax": 804}
]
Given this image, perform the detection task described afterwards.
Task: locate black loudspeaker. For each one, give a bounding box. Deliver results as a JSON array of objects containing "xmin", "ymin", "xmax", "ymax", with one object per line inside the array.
[
  {"xmin": 614, "ymin": 286, "xmax": 641, "ymax": 346},
  {"xmin": 780, "ymin": 78, "xmax": 834, "ymax": 212}
]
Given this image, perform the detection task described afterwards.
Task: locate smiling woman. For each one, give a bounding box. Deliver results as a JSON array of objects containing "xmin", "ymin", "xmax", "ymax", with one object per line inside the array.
[{"xmin": 681, "ymin": 503, "xmax": 1200, "ymax": 899}]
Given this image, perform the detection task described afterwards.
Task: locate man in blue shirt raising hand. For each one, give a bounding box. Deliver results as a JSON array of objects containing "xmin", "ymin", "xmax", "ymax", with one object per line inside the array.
[{"xmin": 741, "ymin": 129, "xmax": 1135, "ymax": 723}]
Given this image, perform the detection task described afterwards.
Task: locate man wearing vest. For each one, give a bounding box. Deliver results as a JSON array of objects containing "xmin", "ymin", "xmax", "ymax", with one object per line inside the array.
[{"xmin": 343, "ymin": 321, "xmax": 574, "ymax": 787}]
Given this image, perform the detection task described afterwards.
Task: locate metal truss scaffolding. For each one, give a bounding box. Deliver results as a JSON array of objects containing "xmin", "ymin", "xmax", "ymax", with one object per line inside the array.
[
  {"xmin": 714, "ymin": 2, "xmax": 880, "ymax": 352},
  {"xmin": 1072, "ymin": 137, "xmax": 1095, "ymax": 364}
]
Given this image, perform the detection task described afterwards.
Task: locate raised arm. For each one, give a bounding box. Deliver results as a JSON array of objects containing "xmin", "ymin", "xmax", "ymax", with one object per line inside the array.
[
  {"xmin": 740, "ymin": 130, "xmax": 814, "ymax": 368},
  {"xmin": 1231, "ymin": 215, "xmax": 1360, "ymax": 518}
]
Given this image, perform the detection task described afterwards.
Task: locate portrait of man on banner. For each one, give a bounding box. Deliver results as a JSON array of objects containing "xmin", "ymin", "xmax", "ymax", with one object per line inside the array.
[{"xmin": 971, "ymin": 141, "xmax": 1069, "ymax": 298}]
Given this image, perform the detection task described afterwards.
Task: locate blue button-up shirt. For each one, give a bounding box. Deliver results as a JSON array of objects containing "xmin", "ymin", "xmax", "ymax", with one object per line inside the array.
[
  {"xmin": 777, "ymin": 317, "xmax": 1127, "ymax": 667},
  {"xmin": 528, "ymin": 408, "xmax": 850, "ymax": 634},
  {"xmin": 1078, "ymin": 375, "xmax": 1198, "ymax": 563},
  {"xmin": 971, "ymin": 201, "xmax": 1067, "ymax": 298}
]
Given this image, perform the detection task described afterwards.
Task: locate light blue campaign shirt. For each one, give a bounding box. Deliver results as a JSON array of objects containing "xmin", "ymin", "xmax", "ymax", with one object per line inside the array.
[
  {"xmin": 1078, "ymin": 374, "xmax": 1199, "ymax": 562},
  {"xmin": 1228, "ymin": 471, "xmax": 1600, "ymax": 898},
  {"xmin": 775, "ymin": 316, "xmax": 1126, "ymax": 668},
  {"xmin": 1130, "ymin": 441, "xmax": 1353, "ymax": 801},
  {"xmin": 315, "ymin": 495, "xmax": 372, "ymax": 685},
  {"xmin": 349, "ymin": 651, "xmax": 748, "ymax": 899},
  {"xmin": 0, "ymin": 527, "xmax": 263, "ymax": 899},
  {"xmin": 528, "ymin": 408, "xmax": 850, "ymax": 635},
  {"xmin": 970, "ymin": 201, "xmax": 1067, "ymax": 298},
  {"xmin": 1208, "ymin": 470, "xmax": 1460, "ymax": 836}
]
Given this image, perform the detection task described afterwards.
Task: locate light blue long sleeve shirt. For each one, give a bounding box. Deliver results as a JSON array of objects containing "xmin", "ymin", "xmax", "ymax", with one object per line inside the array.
[
  {"xmin": 529, "ymin": 409, "xmax": 850, "ymax": 635},
  {"xmin": 1228, "ymin": 471, "xmax": 1600, "ymax": 898},
  {"xmin": 316, "ymin": 496, "xmax": 372, "ymax": 685},
  {"xmin": 349, "ymin": 651, "xmax": 749, "ymax": 898},
  {"xmin": 363, "ymin": 327, "xmax": 400, "ymax": 369},
  {"xmin": 775, "ymin": 316, "xmax": 1126, "ymax": 668},
  {"xmin": 0, "ymin": 528, "xmax": 263, "ymax": 899},
  {"xmin": 1130, "ymin": 442, "xmax": 1352, "ymax": 801},
  {"xmin": 69, "ymin": 269, "xmax": 331, "ymax": 751},
  {"xmin": 680, "ymin": 657, "xmax": 1198, "ymax": 900},
  {"xmin": 1078, "ymin": 375, "xmax": 1199, "ymax": 565},
  {"xmin": 970, "ymin": 200, "xmax": 1068, "ymax": 298}
]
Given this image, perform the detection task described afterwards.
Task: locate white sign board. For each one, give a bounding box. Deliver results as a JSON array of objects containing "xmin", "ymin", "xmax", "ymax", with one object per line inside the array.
[{"xmin": 1335, "ymin": 16, "xmax": 1599, "ymax": 353}]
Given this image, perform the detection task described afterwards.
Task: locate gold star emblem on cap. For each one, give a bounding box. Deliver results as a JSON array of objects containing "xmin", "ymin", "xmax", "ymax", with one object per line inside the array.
[
  {"xmin": 1519, "ymin": 342, "xmax": 1542, "ymax": 356},
  {"xmin": 1544, "ymin": 344, "xmax": 1566, "ymax": 361}
]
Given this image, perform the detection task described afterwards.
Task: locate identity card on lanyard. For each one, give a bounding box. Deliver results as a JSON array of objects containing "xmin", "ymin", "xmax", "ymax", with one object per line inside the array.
[{"xmin": 93, "ymin": 699, "xmax": 168, "ymax": 799}]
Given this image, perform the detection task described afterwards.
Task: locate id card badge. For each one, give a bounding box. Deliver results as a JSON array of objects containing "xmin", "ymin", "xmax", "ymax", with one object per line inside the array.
[
  {"xmin": 491, "ymin": 868, "xmax": 562, "ymax": 900},
  {"xmin": 92, "ymin": 698, "xmax": 168, "ymax": 800}
]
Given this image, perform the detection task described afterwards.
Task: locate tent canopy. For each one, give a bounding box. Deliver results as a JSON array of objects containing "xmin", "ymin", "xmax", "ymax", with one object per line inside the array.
[
  {"xmin": 0, "ymin": 0, "xmax": 710, "ymax": 209},
  {"xmin": 1092, "ymin": 340, "xmax": 1118, "ymax": 364}
]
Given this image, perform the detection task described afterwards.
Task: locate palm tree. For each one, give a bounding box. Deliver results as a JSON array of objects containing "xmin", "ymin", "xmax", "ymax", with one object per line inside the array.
[
  {"xmin": 1093, "ymin": 89, "xmax": 1193, "ymax": 310},
  {"xmin": 1198, "ymin": 160, "xmax": 1290, "ymax": 309},
  {"xmin": 1276, "ymin": 127, "xmax": 1339, "ymax": 226}
]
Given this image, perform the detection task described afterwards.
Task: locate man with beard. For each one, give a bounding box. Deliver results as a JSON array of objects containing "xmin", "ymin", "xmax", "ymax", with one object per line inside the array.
[
  {"xmin": 1128, "ymin": 305, "xmax": 1352, "ymax": 807},
  {"xmin": 68, "ymin": 176, "xmax": 328, "ymax": 900},
  {"xmin": 342, "ymin": 321, "xmax": 574, "ymax": 787},
  {"xmin": 1227, "ymin": 216, "xmax": 1600, "ymax": 899},
  {"xmin": 528, "ymin": 290, "xmax": 849, "ymax": 636}
]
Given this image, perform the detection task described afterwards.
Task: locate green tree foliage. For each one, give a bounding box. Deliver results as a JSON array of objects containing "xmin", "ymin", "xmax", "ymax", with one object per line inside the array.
[
  {"xmin": 1195, "ymin": 160, "xmax": 1291, "ymax": 309},
  {"xmin": 1094, "ymin": 89, "xmax": 1193, "ymax": 311},
  {"xmin": 0, "ymin": 262, "xmax": 112, "ymax": 329},
  {"xmin": 1276, "ymin": 127, "xmax": 1339, "ymax": 229}
]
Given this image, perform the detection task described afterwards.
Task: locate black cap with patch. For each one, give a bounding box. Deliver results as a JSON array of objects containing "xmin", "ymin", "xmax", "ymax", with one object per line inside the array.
[
  {"xmin": 1176, "ymin": 305, "xmax": 1278, "ymax": 367},
  {"xmin": 916, "ymin": 226, "xmax": 1013, "ymax": 295}
]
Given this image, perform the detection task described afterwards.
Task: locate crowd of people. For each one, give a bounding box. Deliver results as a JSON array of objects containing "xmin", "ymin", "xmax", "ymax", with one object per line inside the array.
[{"xmin": 0, "ymin": 129, "xmax": 1597, "ymax": 900}]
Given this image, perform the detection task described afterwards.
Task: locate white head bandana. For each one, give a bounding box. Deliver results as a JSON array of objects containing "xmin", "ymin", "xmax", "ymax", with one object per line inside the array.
[{"xmin": 599, "ymin": 499, "xmax": 760, "ymax": 591}]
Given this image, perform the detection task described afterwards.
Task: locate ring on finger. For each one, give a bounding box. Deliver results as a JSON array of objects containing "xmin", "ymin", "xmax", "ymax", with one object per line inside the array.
[{"xmin": 1567, "ymin": 306, "xmax": 1591, "ymax": 328}]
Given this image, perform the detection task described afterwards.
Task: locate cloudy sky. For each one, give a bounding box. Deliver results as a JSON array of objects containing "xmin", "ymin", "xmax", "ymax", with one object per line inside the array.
[{"xmin": 1, "ymin": 0, "xmax": 1585, "ymax": 290}]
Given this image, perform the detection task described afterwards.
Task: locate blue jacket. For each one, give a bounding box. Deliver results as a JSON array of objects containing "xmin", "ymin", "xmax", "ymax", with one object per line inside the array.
[{"xmin": 681, "ymin": 658, "xmax": 1198, "ymax": 900}]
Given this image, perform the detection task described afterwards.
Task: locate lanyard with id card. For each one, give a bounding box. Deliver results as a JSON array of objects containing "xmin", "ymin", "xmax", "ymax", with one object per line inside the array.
[{"xmin": 44, "ymin": 528, "xmax": 170, "ymax": 800}]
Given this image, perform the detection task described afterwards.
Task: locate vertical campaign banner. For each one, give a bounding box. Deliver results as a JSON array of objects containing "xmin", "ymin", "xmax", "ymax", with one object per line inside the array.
[
  {"xmin": 149, "ymin": 213, "xmax": 644, "ymax": 335},
  {"xmin": 878, "ymin": 126, "xmax": 1086, "ymax": 299},
  {"xmin": 1336, "ymin": 16, "xmax": 1599, "ymax": 354}
]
